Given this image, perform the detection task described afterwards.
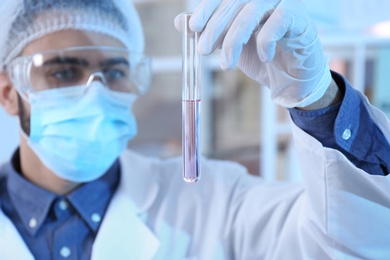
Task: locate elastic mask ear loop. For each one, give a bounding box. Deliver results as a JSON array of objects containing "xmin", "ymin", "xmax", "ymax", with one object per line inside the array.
[{"xmin": 19, "ymin": 121, "xmax": 29, "ymax": 142}]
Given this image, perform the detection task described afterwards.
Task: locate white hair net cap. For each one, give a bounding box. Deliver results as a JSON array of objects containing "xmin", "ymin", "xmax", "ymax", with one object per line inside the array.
[{"xmin": 0, "ymin": 0, "xmax": 144, "ymax": 71}]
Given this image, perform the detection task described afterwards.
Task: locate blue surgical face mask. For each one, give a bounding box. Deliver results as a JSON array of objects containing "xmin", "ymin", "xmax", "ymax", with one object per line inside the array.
[{"xmin": 23, "ymin": 82, "xmax": 137, "ymax": 182}]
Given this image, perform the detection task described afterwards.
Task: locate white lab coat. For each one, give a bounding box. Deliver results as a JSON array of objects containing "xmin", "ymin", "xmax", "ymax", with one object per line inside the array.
[{"xmin": 0, "ymin": 91, "xmax": 389, "ymax": 259}]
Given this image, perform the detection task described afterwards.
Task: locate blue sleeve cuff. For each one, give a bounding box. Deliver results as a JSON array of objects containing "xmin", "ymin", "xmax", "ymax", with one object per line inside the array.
[{"xmin": 289, "ymin": 71, "xmax": 390, "ymax": 176}]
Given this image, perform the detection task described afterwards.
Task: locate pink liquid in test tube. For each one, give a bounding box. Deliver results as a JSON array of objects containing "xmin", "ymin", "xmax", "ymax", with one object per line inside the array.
[
  {"xmin": 182, "ymin": 100, "xmax": 201, "ymax": 182},
  {"xmin": 182, "ymin": 13, "xmax": 201, "ymax": 182}
]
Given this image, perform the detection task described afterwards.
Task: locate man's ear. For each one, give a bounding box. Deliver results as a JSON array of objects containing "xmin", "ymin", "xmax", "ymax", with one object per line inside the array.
[{"xmin": 0, "ymin": 72, "xmax": 19, "ymax": 116}]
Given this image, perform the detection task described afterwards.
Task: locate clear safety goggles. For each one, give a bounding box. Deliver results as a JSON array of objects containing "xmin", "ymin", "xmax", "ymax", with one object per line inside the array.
[{"xmin": 6, "ymin": 46, "xmax": 152, "ymax": 99}]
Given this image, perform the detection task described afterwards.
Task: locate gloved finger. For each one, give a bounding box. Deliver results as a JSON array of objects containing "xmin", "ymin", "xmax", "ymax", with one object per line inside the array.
[
  {"xmin": 256, "ymin": 5, "xmax": 293, "ymax": 63},
  {"xmin": 174, "ymin": 12, "xmax": 186, "ymax": 33},
  {"xmin": 220, "ymin": 1, "xmax": 275, "ymax": 70},
  {"xmin": 197, "ymin": 0, "xmax": 246, "ymax": 55},
  {"xmin": 174, "ymin": 12, "xmax": 197, "ymax": 41},
  {"xmin": 190, "ymin": 0, "xmax": 221, "ymax": 32}
]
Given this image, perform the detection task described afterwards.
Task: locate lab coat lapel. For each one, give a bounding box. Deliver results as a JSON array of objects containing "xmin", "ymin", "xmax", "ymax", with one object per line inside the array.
[
  {"xmin": 91, "ymin": 192, "xmax": 160, "ymax": 259},
  {"xmin": 0, "ymin": 209, "xmax": 34, "ymax": 260},
  {"xmin": 91, "ymin": 150, "xmax": 161, "ymax": 259}
]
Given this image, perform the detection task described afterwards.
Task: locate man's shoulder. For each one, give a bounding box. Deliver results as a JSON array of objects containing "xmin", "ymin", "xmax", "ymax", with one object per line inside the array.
[
  {"xmin": 117, "ymin": 149, "xmax": 265, "ymax": 216},
  {"xmin": 120, "ymin": 149, "xmax": 253, "ymax": 186},
  {"xmin": 122, "ymin": 148, "xmax": 248, "ymax": 171}
]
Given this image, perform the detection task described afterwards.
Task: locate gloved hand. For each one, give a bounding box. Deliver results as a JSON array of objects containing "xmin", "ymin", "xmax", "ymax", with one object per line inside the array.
[{"xmin": 174, "ymin": 0, "xmax": 332, "ymax": 108}]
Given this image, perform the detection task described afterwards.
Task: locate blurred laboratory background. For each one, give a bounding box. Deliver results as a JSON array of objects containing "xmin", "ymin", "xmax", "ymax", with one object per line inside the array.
[{"xmin": 1, "ymin": 0, "xmax": 390, "ymax": 181}]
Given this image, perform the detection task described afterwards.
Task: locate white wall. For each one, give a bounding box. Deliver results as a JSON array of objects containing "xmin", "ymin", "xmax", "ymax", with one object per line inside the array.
[{"xmin": 0, "ymin": 108, "xmax": 19, "ymax": 163}]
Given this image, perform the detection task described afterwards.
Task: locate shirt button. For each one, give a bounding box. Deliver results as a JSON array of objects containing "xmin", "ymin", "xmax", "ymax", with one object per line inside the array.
[
  {"xmin": 60, "ymin": 247, "xmax": 71, "ymax": 258},
  {"xmin": 91, "ymin": 213, "xmax": 101, "ymax": 223},
  {"xmin": 29, "ymin": 218, "xmax": 38, "ymax": 229},
  {"xmin": 58, "ymin": 200, "xmax": 68, "ymax": 211},
  {"xmin": 342, "ymin": 128, "xmax": 352, "ymax": 140}
]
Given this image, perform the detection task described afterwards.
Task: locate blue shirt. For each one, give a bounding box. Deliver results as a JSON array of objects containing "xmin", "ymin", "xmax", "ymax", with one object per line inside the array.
[
  {"xmin": 289, "ymin": 71, "xmax": 390, "ymax": 176},
  {"xmin": 0, "ymin": 149, "xmax": 120, "ymax": 259}
]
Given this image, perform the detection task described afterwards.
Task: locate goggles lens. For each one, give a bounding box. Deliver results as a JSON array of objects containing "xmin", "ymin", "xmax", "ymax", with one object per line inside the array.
[{"xmin": 7, "ymin": 47, "xmax": 151, "ymax": 97}]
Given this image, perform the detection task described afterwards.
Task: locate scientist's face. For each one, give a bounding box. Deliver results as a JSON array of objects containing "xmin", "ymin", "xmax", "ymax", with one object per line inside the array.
[{"xmin": 15, "ymin": 30, "xmax": 127, "ymax": 135}]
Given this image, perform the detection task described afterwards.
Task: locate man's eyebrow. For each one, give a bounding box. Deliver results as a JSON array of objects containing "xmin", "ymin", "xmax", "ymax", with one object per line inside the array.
[
  {"xmin": 100, "ymin": 57, "xmax": 129, "ymax": 67},
  {"xmin": 43, "ymin": 57, "xmax": 89, "ymax": 67}
]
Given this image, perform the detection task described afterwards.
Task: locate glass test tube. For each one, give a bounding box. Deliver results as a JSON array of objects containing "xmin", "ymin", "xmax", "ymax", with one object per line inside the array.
[{"xmin": 182, "ymin": 13, "xmax": 201, "ymax": 183}]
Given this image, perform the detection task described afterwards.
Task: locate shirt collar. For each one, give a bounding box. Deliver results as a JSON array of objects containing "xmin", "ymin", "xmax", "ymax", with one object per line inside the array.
[
  {"xmin": 7, "ymin": 149, "xmax": 57, "ymax": 236},
  {"xmin": 67, "ymin": 159, "xmax": 120, "ymax": 233},
  {"xmin": 7, "ymin": 149, "xmax": 120, "ymax": 235}
]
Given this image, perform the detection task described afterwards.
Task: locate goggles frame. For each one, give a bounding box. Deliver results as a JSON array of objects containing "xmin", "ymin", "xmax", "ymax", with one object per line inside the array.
[{"xmin": 6, "ymin": 46, "xmax": 152, "ymax": 99}]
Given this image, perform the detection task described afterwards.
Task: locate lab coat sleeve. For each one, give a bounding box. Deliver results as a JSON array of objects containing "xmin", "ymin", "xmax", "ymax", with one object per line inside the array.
[
  {"xmin": 292, "ymin": 115, "xmax": 390, "ymax": 259},
  {"xmin": 229, "ymin": 93, "xmax": 390, "ymax": 259},
  {"xmin": 293, "ymin": 91, "xmax": 390, "ymax": 259}
]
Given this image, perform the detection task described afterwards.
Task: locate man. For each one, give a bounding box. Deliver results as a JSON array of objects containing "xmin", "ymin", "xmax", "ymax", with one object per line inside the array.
[{"xmin": 0, "ymin": 0, "xmax": 389, "ymax": 259}]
